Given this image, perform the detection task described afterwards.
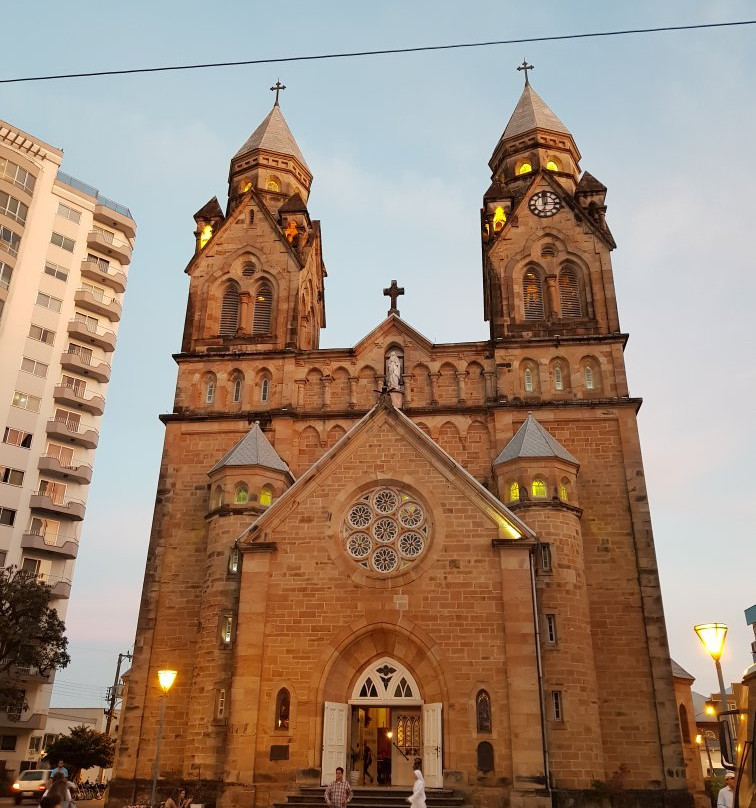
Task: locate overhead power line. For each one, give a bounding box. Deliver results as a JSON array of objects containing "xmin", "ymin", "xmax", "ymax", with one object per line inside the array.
[{"xmin": 1, "ymin": 19, "xmax": 754, "ymax": 85}]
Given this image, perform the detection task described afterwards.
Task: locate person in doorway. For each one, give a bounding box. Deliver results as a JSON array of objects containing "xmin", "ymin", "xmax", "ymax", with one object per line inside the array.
[
  {"xmin": 407, "ymin": 768, "xmax": 426, "ymax": 808},
  {"xmin": 717, "ymin": 773, "xmax": 736, "ymax": 808},
  {"xmin": 325, "ymin": 767, "xmax": 353, "ymax": 808},
  {"xmin": 362, "ymin": 744, "xmax": 373, "ymax": 784}
]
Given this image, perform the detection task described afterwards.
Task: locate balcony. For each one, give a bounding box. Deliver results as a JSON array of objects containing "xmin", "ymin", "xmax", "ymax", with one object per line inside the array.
[
  {"xmin": 75, "ymin": 287, "xmax": 122, "ymax": 322},
  {"xmin": 38, "ymin": 454, "xmax": 93, "ymax": 484},
  {"xmin": 12, "ymin": 665, "xmax": 52, "ymax": 683},
  {"xmin": 80, "ymin": 257, "xmax": 126, "ymax": 294},
  {"xmin": 60, "ymin": 350, "xmax": 111, "ymax": 382},
  {"xmin": 45, "ymin": 418, "xmax": 99, "ymax": 449},
  {"xmin": 29, "ymin": 491, "xmax": 86, "ymax": 521},
  {"xmin": 53, "ymin": 383, "xmax": 105, "ymax": 416},
  {"xmin": 94, "ymin": 201, "xmax": 136, "ymax": 240},
  {"xmin": 87, "ymin": 229, "xmax": 132, "ymax": 264},
  {"xmin": 67, "ymin": 317, "xmax": 117, "ymax": 352},
  {"xmin": 0, "ymin": 709, "xmax": 45, "ymax": 730},
  {"xmin": 21, "ymin": 530, "xmax": 79, "ymax": 559},
  {"xmin": 47, "ymin": 577, "xmax": 72, "ymax": 599}
]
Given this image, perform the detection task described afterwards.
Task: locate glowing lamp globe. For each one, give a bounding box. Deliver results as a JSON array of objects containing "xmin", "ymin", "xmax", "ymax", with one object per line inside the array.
[
  {"xmin": 694, "ymin": 623, "xmax": 728, "ymax": 661},
  {"xmin": 157, "ymin": 669, "xmax": 177, "ymax": 694}
]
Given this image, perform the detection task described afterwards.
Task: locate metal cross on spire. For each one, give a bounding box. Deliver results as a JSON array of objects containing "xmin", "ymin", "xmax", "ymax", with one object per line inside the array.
[
  {"xmin": 517, "ymin": 59, "xmax": 534, "ymax": 86},
  {"xmin": 383, "ymin": 279, "xmax": 405, "ymax": 317},
  {"xmin": 270, "ymin": 80, "xmax": 286, "ymax": 105}
]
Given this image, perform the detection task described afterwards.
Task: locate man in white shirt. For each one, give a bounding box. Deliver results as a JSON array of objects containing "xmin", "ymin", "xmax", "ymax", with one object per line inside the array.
[{"xmin": 717, "ymin": 773, "xmax": 736, "ymax": 808}]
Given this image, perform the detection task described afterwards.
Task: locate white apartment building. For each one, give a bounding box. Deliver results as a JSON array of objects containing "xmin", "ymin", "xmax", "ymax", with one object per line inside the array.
[{"xmin": 0, "ymin": 120, "xmax": 135, "ymax": 778}]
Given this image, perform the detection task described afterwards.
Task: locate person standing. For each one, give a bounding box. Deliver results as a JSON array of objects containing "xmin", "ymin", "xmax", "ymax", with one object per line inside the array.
[
  {"xmin": 50, "ymin": 761, "xmax": 68, "ymax": 779},
  {"xmin": 325, "ymin": 767, "xmax": 353, "ymax": 808},
  {"xmin": 717, "ymin": 773, "xmax": 736, "ymax": 808},
  {"xmin": 407, "ymin": 768, "xmax": 426, "ymax": 808},
  {"xmin": 362, "ymin": 744, "xmax": 373, "ymax": 784}
]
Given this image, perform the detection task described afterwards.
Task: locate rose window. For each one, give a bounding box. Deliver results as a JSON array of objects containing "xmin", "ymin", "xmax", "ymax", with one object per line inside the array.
[{"xmin": 342, "ymin": 486, "xmax": 429, "ymax": 574}]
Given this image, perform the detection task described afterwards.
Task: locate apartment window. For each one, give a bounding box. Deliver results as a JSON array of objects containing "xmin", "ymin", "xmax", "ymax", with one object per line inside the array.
[
  {"xmin": 0, "ymin": 192, "xmax": 28, "ymax": 225},
  {"xmin": 12, "ymin": 391, "xmax": 41, "ymax": 413},
  {"xmin": 81, "ymin": 282, "xmax": 107, "ymax": 302},
  {"xmin": 44, "ymin": 261, "xmax": 68, "ymax": 282},
  {"xmin": 50, "ymin": 232, "xmax": 75, "ymax": 252},
  {"xmin": 30, "ymin": 517, "xmax": 60, "ymax": 540},
  {"xmin": 0, "ymin": 508, "xmax": 16, "ymax": 527},
  {"xmin": 3, "ymin": 428, "xmax": 32, "ymax": 449},
  {"xmin": 86, "ymin": 254, "xmax": 109, "ymax": 272},
  {"xmin": 0, "ymin": 735, "xmax": 17, "ymax": 752},
  {"xmin": 35, "ymin": 291, "xmax": 62, "ymax": 313},
  {"xmin": 39, "ymin": 480, "xmax": 66, "ymax": 505},
  {"xmin": 551, "ymin": 691, "xmax": 563, "ymax": 722},
  {"xmin": 56, "ymin": 202, "xmax": 81, "ymax": 224},
  {"xmin": 0, "ymin": 157, "xmax": 35, "ymax": 194},
  {"xmin": 28, "ymin": 736, "xmax": 41, "ymax": 753},
  {"xmin": 29, "ymin": 324, "xmax": 55, "ymax": 345},
  {"xmin": 92, "ymin": 225, "xmax": 115, "ymax": 244},
  {"xmin": 61, "ymin": 375, "xmax": 86, "ymax": 396},
  {"xmin": 0, "ymin": 225, "xmax": 21, "ymax": 257},
  {"xmin": 0, "ymin": 261, "xmax": 12, "ymax": 290},
  {"xmin": 67, "ymin": 343, "xmax": 93, "ymax": 363},
  {"xmin": 539, "ymin": 543, "xmax": 552, "ymax": 572},
  {"xmin": 54, "ymin": 409, "xmax": 81, "ymax": 431},
  {"xmin": 545, "ymin": 614, "xmax": 558, "ymax": 645},
  {"xmin": 20, "ymin": 357, "xmax": 48, "ymax": 378},
  {"xmin": 46, "ymin": 444, "xmax": 74, "ymax": 467},
  {"xmin": 74, "ymin": 312, "xmax": 99, "ymax": 332},
  {"xmin": 0, "ymin": 467, "xmax": 24, "ymax": 487}
]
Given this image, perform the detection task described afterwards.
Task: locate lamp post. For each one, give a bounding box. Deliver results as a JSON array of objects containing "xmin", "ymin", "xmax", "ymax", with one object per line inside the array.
[
  {"xmin": 694, "ymin": 623, "xmax": 733, "ymax": 765},
  {"xmin": 150, "ymin": 669, "xmax": 177, "ymax": 808}
]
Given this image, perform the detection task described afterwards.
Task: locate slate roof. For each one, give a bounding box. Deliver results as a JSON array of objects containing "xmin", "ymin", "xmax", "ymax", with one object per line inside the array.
[
  {"xmin": 194, "ymin": 196, "xmax": 223, "ymax": 221},
  {"xmin": 278, "ymin": 191, "xmax": 308, "ymax": 214},
  {"xmin": 208, "ymin": 422, "xmax": 291, "ymax": 475},
  {"xmin": 671, "ymin": 659, "xmax": 695, "ymax": 681},
  {"xmin": 233, "ymin": 105, "xmax": 310, "ymax": 171},
  {"xmin": 494, "ymin": 413, "xmax": 578, "ymax": 466},
  {"xmin": 501, "ymin": 84, "xmax": 571, "ymax": 141},
  {"xmin": 577, "ymin": 171, "xmax": 607, "ymax": 193}
]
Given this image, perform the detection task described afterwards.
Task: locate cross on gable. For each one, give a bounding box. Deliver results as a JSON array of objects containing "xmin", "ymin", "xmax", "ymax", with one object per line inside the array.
[
  {"xmin": 383, "ymin": 280, "xmax": 405, "ymax": 317},
  {"xmin": 517, "ymin": 59, "xmax": 534, "ymax": 86},
  {"xmin": 270, "ymin": 80, "xmax": 286, "ymax": 105}
]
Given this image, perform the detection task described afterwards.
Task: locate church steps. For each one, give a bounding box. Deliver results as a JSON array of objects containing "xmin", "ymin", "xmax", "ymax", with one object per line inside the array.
[{"xmin": 275, "ymin": 785, "xmax": 469, "ymax": 808}]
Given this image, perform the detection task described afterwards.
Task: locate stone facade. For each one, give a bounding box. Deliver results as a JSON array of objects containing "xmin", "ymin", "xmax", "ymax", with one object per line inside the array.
[{"xmin": 111, "ymin": 86, "xmax": 691, "ymax": 808}]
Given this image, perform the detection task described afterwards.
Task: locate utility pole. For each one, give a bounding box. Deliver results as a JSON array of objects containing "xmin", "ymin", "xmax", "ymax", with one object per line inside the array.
[{"xmin": 105, "ymin": 651, "xmax": 132, "ymax": 736}]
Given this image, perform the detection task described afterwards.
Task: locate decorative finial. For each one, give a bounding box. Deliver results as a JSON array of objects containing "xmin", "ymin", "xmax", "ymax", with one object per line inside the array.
[
  {"xmin": 270, "ymin": 80, "xmax": 286, "ymax": 106},
  {"xmin": 383, "ymin": 279, "xmax": 405, "ymax": 317},
  {"xmin": 517, "ymin": 59, "xmax": 534, "ymax": 86}
]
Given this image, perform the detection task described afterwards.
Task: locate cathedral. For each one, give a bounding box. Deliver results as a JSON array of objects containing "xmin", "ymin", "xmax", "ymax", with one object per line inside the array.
[{"xmin": 112, "ymin": 74, "xmax": 692, "ymax": 808}]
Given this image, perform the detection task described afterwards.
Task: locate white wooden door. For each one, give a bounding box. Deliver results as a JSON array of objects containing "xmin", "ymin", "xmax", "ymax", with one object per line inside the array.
[
  {"xmin": 321, "ymin": 702, "xmax": 349, "ymax": 785},
  {"xmin": 422, "ymin": 702, "xmax": 443, "ymax": 788}
]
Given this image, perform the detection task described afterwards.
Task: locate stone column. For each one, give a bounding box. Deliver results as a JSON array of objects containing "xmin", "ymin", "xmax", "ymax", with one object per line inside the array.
[
  {"xmin": 455, "ymin": 370, "xmax": 467, "ymax": 405},
  {"xmin": 495, "ymin": 365, "xmax": 509, "ymax": 400},
  {"xmin": 322, "ymin": 375, "xmax": 332, "ymax": 410},
  {"xmin": 295, "ymin": 379, "xmax": 305, "ymax": 409},
  {"xmin": 239, "ymin": 292, "xmax": 251, "ymax": 333},
  {"xmin": 348, "ymin": 377, "xmax": 358, "ymax": 409},
  {"xmin": 429, "ymin": 372, "xmax": 440, "ymax": 405},
  {"xmin": 545, "ymin": 275, "xmax": 558, "ymax": 319},
  {"xmin": 401, "ymin": 374, "xmax": 412, "ymax": 405},
  {"xmin": 484, "ymin": 370, "xmax": 496, "ymax": 401}
]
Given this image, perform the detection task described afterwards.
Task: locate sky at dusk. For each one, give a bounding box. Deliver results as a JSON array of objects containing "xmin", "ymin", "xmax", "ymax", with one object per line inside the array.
[{"xmin": 1, "ymin": 1, "xmax": 754, "ymax": 710}]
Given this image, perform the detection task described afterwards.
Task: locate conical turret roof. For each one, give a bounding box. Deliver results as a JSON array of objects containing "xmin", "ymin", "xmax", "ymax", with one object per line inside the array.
[
  {"xmin": 494, "ymin": 413, "xmax": 578, "ymax": 466},
  {"xmin": 500, "ymin": 84, "xmax": 570, "ymax": 142},
  {"xmin": 208, "ymin": 422, "xmax": 291, "ymax": 475},
  {"xmin": 233, "ymin": 104, "xmax": 310, "ymax": 172}
]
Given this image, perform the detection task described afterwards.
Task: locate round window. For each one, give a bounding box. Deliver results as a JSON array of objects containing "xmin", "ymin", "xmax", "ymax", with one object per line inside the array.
[{"xmin": 342, "ymin": 486, "xmax": 429, "ymax": 575}]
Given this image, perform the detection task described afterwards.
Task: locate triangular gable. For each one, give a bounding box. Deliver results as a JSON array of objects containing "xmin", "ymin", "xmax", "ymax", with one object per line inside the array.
[
  {"xmin": 184, "ymin": 186, "xmax": 303, "ymax": 276},
  {"xmin": 352, "ymin": 314, "xmax": 435, "ymax": 355},
  {"xmin": 238, "ymin": 396, "xmax": 535, "ymax": 545}
]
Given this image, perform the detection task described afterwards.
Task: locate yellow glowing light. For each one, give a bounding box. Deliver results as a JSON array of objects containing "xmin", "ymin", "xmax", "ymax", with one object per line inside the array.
[
  {"xmin": 199, "ymin": 224, "xmax": 213, "ymax": 248},
  {"xmin": 694, "ymin": 623, "xmax": 728, "ymax": 661},
  {"xmin": 386, "ymin": 730, "xmax": 394, "ymax": 740},
  {"xmin": 243, "ymin": 182, "xmax": 252, "ymax": 192},
  {"xmin": 546, "ymin": 160, "xmax": 559, "ymax": 171},
  {"xmin": 518, "ymin": 163, "xmax": 532, "ymax": 175},
  {"xmin": 493, "ymin": 206, "xmax": 507, "ymax": 232},
  {"xmin": 705, "ymin": 705, "xmax": 716, "ymax": 715},
  {"xmin": 259, "ymin": 488, "xmax": 272, "ymax": 506},
  {"xmin": 266, "ymin": 178, "xmax": 281, "ymax": 192},
  {"xmin": 509, "ymin": 481, "xmax": 520, "ymax": 502},
  {"xmin": 157, "ymin": 669, "xmax": 177, "ymax": 694},
  {"xmin": 695, "ymin": 734, "xmax": 702, "ymax": 745}
]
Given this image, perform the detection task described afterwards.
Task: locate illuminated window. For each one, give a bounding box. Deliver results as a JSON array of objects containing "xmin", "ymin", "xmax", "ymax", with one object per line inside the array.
[
  {"xmin": 275, "ymin": 688, "xmax": 290, "ymax": 730},
  {"xmin": 228, "ymin": 547, "xmax": 240, "ymax": 573},
  {"xmin": 584, "ymin": 366, "xmax": 594, "ymax": 390},
  {"xmin": 259, "ymin": 486, "xmax": 273, "ymax": 507},
  {"xmin": 524, "ymin": 367, "xmax": 534, "ymax": 393},
  {"xmin": 199, "ymin": 224, "xmax": 213, "ymax": 249},
  {"xmin": 559, "ymin": 267, "xmax": 582, "ymax": 317},
  {"xmin": 235, "ymin": 483, "xmax": 249, "ymax": 504},
  {"xmin": 523, "ymin": 270, "xmax": 545, "ymax": 320},
  {"xmin": 219, "ymin": 282, "xmax": 240, "ymax": 335},
  {"xmin": 518, "ymin": 163, "xmax": 533, "ymax": 175},
  {"xmin": 476, "ymin": 690, "xmax": 492, "ymax": 733},
  {"xmin": 242, "ymin": 181, "xmax": 252, "ymax": 192},
  {"xmin": 221, "ymin": 615, "xmax": 233, "ymax": 644},
  {"xmin": 509, "ymin": 481, "xmax": 519, "ymax": 502},
  {"xmin": 546, "ymin": 160, "xmax": 559, "ymax": 171},
  {"xmin": 559, "ymin": 479, "xmax": 569, "ymax": 501},
  {"xmin": 253, "ymin": 281, "xmax": 273, "ymax": 333},
  {"xmin": 531, "ymin": 478, "xmax": 547, "ymax": 498},
  {"xmin": 492, "ymin": 206, "xmax": 506, "ymax": 232},
  {"xmin": 554, "ymin": 365, "xmax": 563, "ymax": 391},
  {"xmin": 266, "ymin": 177, "xmax": 281, "ymax": 192}
]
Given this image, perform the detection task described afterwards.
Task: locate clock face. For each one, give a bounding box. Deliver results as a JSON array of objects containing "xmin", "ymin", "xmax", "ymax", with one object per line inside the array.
[{"xmin": 528, "ymin": 191, "xmax": 562, "ymax": 218}]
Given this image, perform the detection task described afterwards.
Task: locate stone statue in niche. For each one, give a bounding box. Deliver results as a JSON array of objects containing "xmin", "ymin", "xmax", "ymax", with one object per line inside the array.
[{"xmin": 385, "ymin": 350, "xmax": 403, "ymax": 390}]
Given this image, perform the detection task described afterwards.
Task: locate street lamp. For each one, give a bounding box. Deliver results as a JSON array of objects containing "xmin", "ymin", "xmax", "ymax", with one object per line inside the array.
[
  {"xmin": 150, "ymin": 669, "xmax": 177, "ymax": 808},
  {"xmin": 694, "ymin": 623, "xmax": 734, "ymax": 766}
]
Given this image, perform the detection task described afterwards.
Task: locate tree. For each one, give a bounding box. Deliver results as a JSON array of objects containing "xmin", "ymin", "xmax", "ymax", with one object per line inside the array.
[
  {"xmin": 0, "ymin": 566, "xmax": 70, "ymax": 712},
  {"xmin": 43, "ymin": 725, "xmax": 115, "ymax": 781}
]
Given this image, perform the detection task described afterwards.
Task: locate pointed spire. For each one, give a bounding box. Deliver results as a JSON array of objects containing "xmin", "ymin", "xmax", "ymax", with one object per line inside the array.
[
  {"xmin": 494, "ymin": 413, "xmax": 578, "ymax": 466},
  {"xmin": 208, "ymin": 422, "xmax": 291, "ymax": 475},
  {"xmin": 233, "ymin": 104, "xmax": 310, "ymax": 172},
  {"xmin": 500, "ymin": 83, "xmax": 571, "ymax": 142}
]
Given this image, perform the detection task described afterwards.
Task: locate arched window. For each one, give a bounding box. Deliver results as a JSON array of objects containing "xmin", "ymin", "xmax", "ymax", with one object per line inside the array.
[
  {"xmin": 476, "ymin": 690, "xmax": 492, "ymax": 733},
  {"xmin": 232, "ymin": 376, "xmax": 243, "ymax": 403},
  {"xmin": 678, "ymin": 703, "xmax": 691, "ymax": 744},
  {"xmin": 205, "ymin": 377, "xmax": 216, "ymax": 404},
  {"xmin": 524, "ymin": 367, "xmax": 534, "ymax": 393},
  {"xmin": 266, "ymin": 176, "xmax": 281, "ymax": 192},
  {"xmin": 509, "ymin": 481, "xmax": 519, "ymax": 502},
  {"xmin": 585, "ymin": 365, "xmax": 594, "ymax": 390},
  {"xmin": 253, "ymin": 281, "xmax": 273, "ymax": 334},
  {"xmin": 219, "ymin": 282, "xmax": 240, "ymax": 335},
  {"xmin": 259, "ymin": 485, "xmax": 273, "ymax": 507},
  {"xmin": 523, "ymin": 270, "xmax": 545, "ymax": 320},
  {"xmin": 275, "ymin": 688, "xmax": 290, "ymax": 730},
  {"xmin": 517, "ymin": 162, "xmax": 532, "ymax": 175},
  {"xmin": 531, "ymin": 478, "xmax": 547, "ymax": 499},
  {"xmin": 554, "ymin": 365, "xmax": 564, "ymax": 391},
  {"xmin": 559, "ymin": 267, "xmax": 582, "ymax": 318},
  {"xmin": 235, "ymin": 483, "xmax": 249, "ymax": 504},
  {"xmin": 228, "ymin": 547, "xmax": 240, "ymax": 573},
  {"xmin": 261, "ymin": 377, "xmax": 271, "ymax": 402},
  {"xmin": 559, "ymin": 478, "xmax": 570, "ymax": 502},
  {"xmin": 545, "ymin": 160, "xmax": 560, "ymax": 172},
  {"xmin": 213, "ymin": 485, "xmax": 224, "ymax": 509},
  {"xmin": 477, "ymin": 741, "xmax": 494, "ymax": 773}
]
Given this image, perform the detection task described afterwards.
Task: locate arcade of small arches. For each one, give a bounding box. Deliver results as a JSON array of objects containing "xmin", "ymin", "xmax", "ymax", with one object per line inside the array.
[
  {"xmin": 506, "ymin": 475, "xmax": 574, "ymax": 504},
  {"xmin": 518, "ymin": 355, "xmax": 603, "ymax": 396},
  {"xmin": 210, "ymin": 480, "xmax": 277, "ymax": 510},
  {"xmin": 197, "ymin": 369, "xmax": 273, "ymax": 409}
]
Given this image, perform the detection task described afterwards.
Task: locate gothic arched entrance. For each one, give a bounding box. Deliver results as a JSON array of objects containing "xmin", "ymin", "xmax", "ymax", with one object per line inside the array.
[{"xmin": 321, "ymin": 656, "xmax": 442, "ymax": 788}]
